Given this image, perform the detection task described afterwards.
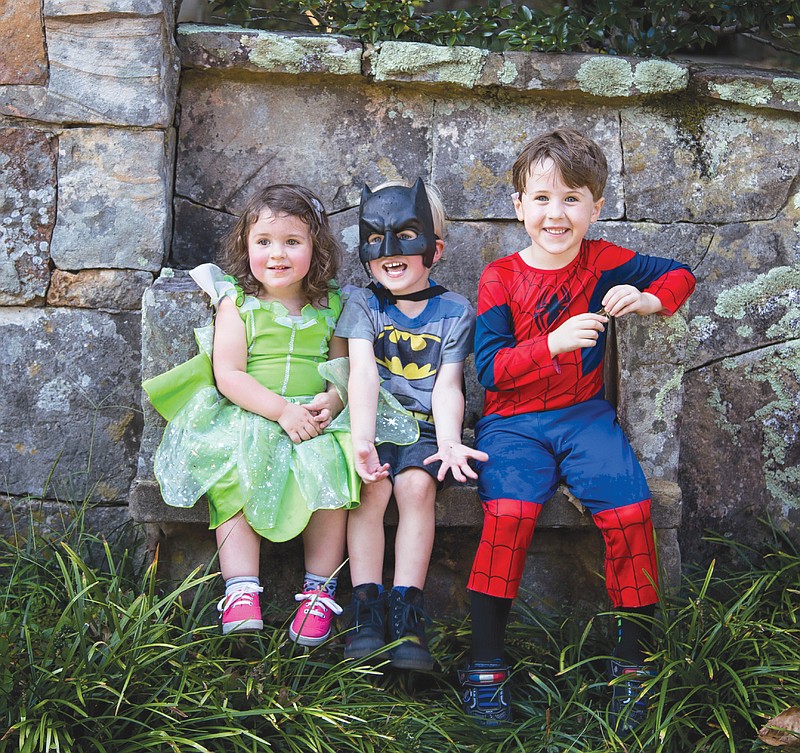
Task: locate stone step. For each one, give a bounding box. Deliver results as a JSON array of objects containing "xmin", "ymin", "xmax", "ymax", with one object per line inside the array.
[
  {"xmin": 131, "ymin": 475, "xmax": 682, "ymax": 603},
  {"xmin": 131, "ymin": 476, "xmax": 680, "ymax": 530}
]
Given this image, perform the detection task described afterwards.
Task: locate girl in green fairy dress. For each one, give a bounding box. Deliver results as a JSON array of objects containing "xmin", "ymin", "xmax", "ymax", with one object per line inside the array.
[{"xmin": 144, "ymin": 185, "xmax": 417, "ymax": 643}]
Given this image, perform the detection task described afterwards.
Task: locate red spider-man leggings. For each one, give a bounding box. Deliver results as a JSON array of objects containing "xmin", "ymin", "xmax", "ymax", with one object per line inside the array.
[{"xmin": 467, "ymin": 402, "xmax": 659, "ymax": 607}]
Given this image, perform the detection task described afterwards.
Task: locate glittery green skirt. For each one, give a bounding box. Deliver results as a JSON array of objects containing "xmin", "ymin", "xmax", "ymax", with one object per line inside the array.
[{"xmin": 147, "ymin": 357, "xmax": 418, "ymax": 542}]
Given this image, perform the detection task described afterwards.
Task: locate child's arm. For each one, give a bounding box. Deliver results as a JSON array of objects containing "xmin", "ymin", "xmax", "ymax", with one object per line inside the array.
[
  {"xmin": 424, "ymin": 361, "xmax": 488, "ymax": 483},
  {"xmin": 212, "ymin": 297, "xmax": 321, "ymax": 444},
  {"xmin": 305, "ymin": 335, "xmax": 347, "ymax": 429},
  {"xmin": 474, "ymin": 265, "xmax": 560, "ymax": 392},
  {"xmin": 600, "ymin": 246, "xmax": 696, "ymax": 317},
  {"xmin": 347, "ymin": 337, "xmax": 391, "ymax": 483}
]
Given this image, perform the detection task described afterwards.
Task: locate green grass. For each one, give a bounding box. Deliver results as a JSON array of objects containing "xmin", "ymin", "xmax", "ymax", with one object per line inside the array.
[{"xmin": 1, "ymin": 508, "xmax": 798, "ymax": 753}]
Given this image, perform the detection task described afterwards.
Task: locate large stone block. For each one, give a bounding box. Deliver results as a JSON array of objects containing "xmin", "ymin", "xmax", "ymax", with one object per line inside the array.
[
  {"xmin": 133, "ymin": 478, "xmax": 682, "ymax": 615},
  {"xmin": 178, "ymin": 26, "xmax": 362, "ymax": 76},
  {"xmin": 622, "ymin": 105, "xmax": 800, "ymax": 223},
  {"xmin": 51, "ymin": 128, "xmax": 171, "ymax": 271},
  {"xmin": 693, "ymin": 66, "xmax": 800, "ymax": 115},
  {"xmin": 136, "ymin": 270, "xmax": 212, "ymax": 478},
  {"xmin": 680, "ymin": 341, "xmax": 800, "ymax": 560},
  {"xmin": 175, "ymin": 72, "xmax": 433, "ymax": 214},
  {"xmin": 47, "ymin": 269, "xmax": 154, "ymax": 310},
  {"xmin": 0, "ymin": 14, "xmax": 178, "ymax": 127},
  {"xmin": 431, "ymin": 98, "xmax": 623, "ymax": 220},
  {"xmin": 0, "ymin": 0, "xmax": 48, "ymax": 85},
  {"xmin": 0, "ymin": 128, "xmax": 57, "ymax": 305},
  {"xmin": 171, "ymin": 198, "xmax": 233, "ymax": 269},
  {"xmin": 686, "ymin": 203, "xmax": 800, "ymax": 367},
  {"xmin": 45, "ymin": 0, "xmax": 168, "ymax": 15},
  {"xmin": 0, "ymin": 308, "xmax": 142, "ymax": 502},
  {"xmin": 586, "ymin": 220, "xmax": 711, "ymax": 273}
]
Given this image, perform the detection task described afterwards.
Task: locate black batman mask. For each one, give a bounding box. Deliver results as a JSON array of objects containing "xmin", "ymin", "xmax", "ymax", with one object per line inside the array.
[{"xmin": 358, "ymin": 178, "xmax": 437, "ymax": 268}]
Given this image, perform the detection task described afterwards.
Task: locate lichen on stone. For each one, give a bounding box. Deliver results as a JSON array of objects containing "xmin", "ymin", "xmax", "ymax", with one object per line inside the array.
[
  {"xmin": 243, "ymin": 32, "xmax": 360, "ymax": 75},
  {"xmin": 706, "ymin": 384, "xmax": 740, "ymax": 445},
  {"xmin": 766, "ymin": 289, "xmax": 800, "ymax": 340},
  {"xmin": 715, "ymin": 266, "xmax": 800, "ymax": 340},
  {"xmin": 746, "ymin": 343, "xmax": 800, "ymax": 510},
  {"xmin": 633, "ymin": 60, "xmax": 688, "ymax": 94},
  {"xmin": 498, "ymin": 59, "xmax": 518, "ymax": 86},
  {"xmin": 773, "ymin": 77, "xmax": 800, "ymax": 105},
  {"xmin": 710, "ymin": 81, "xmax": 772, "ymax": 107},
  {"xmin": 373, "ymin": 41, "xmax": 486, "ymax": 88},
  {"xmin": 653, "ymin": 366, "xmax": 684, "ymax": 422},
  {"xmin": 576, "ymin": 57, "xmax": 633, "ymax": 97},
  {"xmin": 341, "ymin": 224, "xmax": 359, "ymax": 255},
  {"xmin": 178, "ymin": 24, "xmax": 227, "ymax": 35}
]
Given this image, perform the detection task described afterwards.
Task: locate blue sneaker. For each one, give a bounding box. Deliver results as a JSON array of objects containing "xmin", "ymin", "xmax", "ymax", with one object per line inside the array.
[
  {"xmin": 458, "ymin": 659, "xmax": 512, "ymax": 726},
  {"xmin": 608, "ymin": 659, "xmax": 655, "ymax": 733}
]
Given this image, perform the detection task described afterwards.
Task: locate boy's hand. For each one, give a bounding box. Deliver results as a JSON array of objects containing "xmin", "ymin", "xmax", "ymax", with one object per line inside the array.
[
  {"xmin": 602, "ymin": 285, "xmax": 663, "ymax": 317},
  {"xmin": 548, "ymin": 313, "xmax": 607, "ymax": 357},
  {"xmin": 305, "ymin": 390, "xmax": 343, "ymax": 430},
  {"xmin": 278, "ymin": 402, "xmax": 321, "ymax": 443},
  {"xmin": 424, "ymin": 441, "xmax": 489, "ymax": 483},
  {"xmin": 354, "ymin": 439, "xmax": 391, "ymax": 483}
]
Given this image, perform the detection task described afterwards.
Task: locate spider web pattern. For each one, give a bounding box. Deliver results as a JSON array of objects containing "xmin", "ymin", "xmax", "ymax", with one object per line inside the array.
[
  {"xmin": 467, "ymin": 498, "xmax": 541, "ymax": 599},
  {"xmin": 593, "ymin": 499, "xmax": 659, "ymax": 607},
  {"xmin": 474, "ymin": 240, "xmax": 695, "ymax": 418}
]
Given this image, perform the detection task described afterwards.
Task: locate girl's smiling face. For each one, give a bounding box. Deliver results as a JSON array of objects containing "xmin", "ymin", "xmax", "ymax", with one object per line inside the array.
[
  {"xmin": 247, "ymin": 209, "xmax": 313, "ymax": 301},
  {"xmin": 514, "ymin": 158, "xmax": 604, "ymax": 270}
]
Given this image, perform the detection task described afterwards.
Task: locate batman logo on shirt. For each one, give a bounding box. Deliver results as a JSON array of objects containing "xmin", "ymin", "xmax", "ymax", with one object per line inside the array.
[
  {"xmin": 375, "ymin": 325, "xmax": 441, "ymax": 381},
  {"xmin": 375, "ymin": 357, "xmax": 436, "ymax": 380},
  {"xmin": 379, "ymin": 326, "xmax": 441, "ymax": 350}
]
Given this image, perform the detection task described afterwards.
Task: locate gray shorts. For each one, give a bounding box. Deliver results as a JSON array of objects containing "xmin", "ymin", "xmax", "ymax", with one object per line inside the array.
[{"xmin": 377, "ymin": 420, "xmax": 443, "ymax": 485}]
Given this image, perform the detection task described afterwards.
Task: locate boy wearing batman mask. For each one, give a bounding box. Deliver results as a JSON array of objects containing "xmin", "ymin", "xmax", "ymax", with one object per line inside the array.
[{"xmin": 335, "ymin": 179, "xmax": 486, "ymax": 669}]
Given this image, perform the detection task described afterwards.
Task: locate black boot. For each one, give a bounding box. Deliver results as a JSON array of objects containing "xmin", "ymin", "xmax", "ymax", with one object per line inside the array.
[
  {"xmin": 343, "ymin": 583, "xmax": 387, "ymax": 660},
  {"xmin": 387, "ymin": 587, "xmax": 434, "ymax": 670}
]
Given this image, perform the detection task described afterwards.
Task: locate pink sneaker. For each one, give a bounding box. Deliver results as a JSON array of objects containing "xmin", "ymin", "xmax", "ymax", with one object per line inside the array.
[
  {"xmin": 289, "ymin": 589, "xmax": 343, "ymax": 647},
  {"xmin": 216, "ymin": 584, "xmax": 264, "ymax": 635}
]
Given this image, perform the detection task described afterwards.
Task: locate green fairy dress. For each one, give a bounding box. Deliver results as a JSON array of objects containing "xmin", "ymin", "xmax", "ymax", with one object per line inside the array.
[{"xmin": 143, "ymin": 263, "xmax": 418, "ymax": 542}]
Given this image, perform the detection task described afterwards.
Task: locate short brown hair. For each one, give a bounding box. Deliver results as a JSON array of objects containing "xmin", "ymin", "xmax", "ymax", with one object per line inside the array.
[
  {"xmin": 512, "ymin": 128, "xmax": 608, "ymax": 201},
  {"xmin": 219, "ymin": 184, "xmax": 340, "ymax": 306}
]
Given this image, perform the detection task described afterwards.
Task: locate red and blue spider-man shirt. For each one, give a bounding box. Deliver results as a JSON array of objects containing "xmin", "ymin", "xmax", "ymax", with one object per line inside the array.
[{"xmin": 474, "ymin": 239, "xmax": 696, "ymax": 417}]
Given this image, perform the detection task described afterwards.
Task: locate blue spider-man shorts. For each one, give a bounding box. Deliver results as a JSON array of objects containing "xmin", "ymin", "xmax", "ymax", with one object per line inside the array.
[{"xmin": 474, "ymin": 398, "xmax": 650, "ymax": 512}]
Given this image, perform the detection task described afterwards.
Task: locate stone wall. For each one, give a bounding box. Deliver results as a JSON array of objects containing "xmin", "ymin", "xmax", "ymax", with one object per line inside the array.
[
  {"xmin": 2, "ymin": 5, "xmax": 798, "ymax": 613},
  {"xmin": 0, "ymin": 0, "xmax": 177, "ymax": 528}
]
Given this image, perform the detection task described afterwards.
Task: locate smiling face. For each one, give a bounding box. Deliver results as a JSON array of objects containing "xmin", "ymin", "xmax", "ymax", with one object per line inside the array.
[
  {"xmin": 514, "ymin": 158, "xmax": 604, "ymax": 270},
  {"xmin": 366, "ymin": 232, "xmax": 438, "ymax": 296},
  {"xmin": 247, "ymin": 209, "xmax": 313, "ymax": 302}
]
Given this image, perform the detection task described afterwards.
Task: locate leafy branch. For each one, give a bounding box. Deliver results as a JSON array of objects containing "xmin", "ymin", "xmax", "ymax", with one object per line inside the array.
[{"xmin": 206, "ymin": 0, "xmax": 800, "ymax": 57}]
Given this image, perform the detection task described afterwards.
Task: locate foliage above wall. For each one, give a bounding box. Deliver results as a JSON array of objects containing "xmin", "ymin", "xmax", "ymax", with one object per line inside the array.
[{"xmin": 207, "ymin": 0, "xmax": 800, "ymax": 57}]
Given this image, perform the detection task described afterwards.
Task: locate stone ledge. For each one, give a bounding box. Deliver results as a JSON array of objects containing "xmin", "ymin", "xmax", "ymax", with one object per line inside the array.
[
  {"xmin": 131, "ymin": 475, "xmax": 683, "ymax": 597},
  {"xmin": 177, "ymin": 25, "xmax": 363, "ymax": 76},
  {"xmin": 176, "ymin": 25, "xmax": 800, "ymax": 114},
  {"xmin": 130, "ymin": 476, "xmax": 681, "ymax": 530}
]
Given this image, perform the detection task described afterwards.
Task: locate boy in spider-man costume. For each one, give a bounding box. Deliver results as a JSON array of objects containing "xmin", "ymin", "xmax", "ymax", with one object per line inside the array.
[{"xmin": 459, "ymin": 129, "xmax": 695, "ymax": 728}]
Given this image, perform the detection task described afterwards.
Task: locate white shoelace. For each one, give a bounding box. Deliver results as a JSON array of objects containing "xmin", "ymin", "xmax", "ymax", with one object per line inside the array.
[
  {"xmin": 217, "ymin": 583, "xmax": 264, "ymax": 613},
  {"xmin": 294, "ymin": 591, "xmax": 343, "ymax": 618}
]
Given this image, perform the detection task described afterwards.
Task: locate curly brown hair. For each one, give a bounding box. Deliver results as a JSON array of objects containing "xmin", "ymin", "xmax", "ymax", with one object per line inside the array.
[
  {"xmin": 512, "ymin": 128, "xmax": 608, "ymax": 201},
  {"xmin": 218, "ymin": 184, "xmax": 341, "ymax": 307}
]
